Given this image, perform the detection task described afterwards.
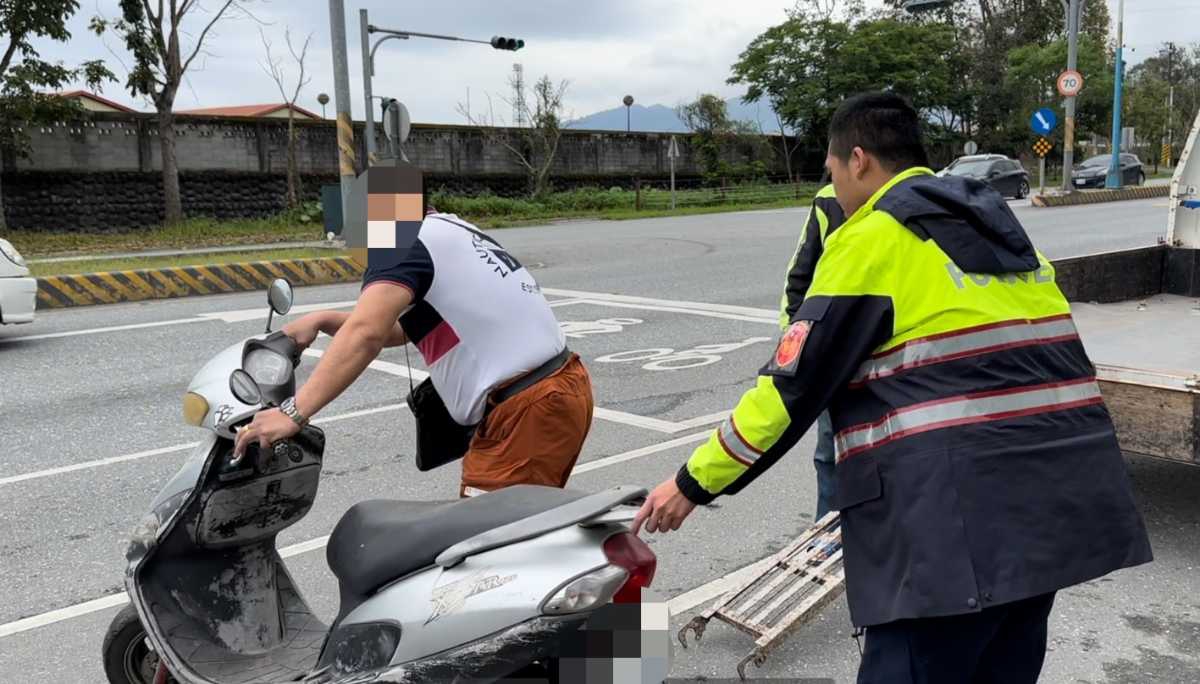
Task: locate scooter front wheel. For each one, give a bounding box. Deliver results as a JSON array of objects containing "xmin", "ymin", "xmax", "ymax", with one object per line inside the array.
[{"xmin": 102, "ymin": 604, "xmax": 175, "ymax": 684}]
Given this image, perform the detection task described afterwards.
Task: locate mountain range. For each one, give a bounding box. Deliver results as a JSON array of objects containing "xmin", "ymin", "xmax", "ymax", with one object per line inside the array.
[{"xmin": 566, "ymin": 97, "xmax": 783, "ymax": 133}]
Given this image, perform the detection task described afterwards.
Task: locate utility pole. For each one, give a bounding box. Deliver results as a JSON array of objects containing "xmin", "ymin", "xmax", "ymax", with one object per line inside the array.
[
  {"xmin": 360, "ymin": 9, "xmax": 376, "ymax": 163},
  {"xmin": 512, "ymin": 64, "xmax": 526, "ymax": 127},
  {"xmin": 1167, "ymin": 42, "xmax": 1176, "ymax": 168},
  {"xmin": 1061, "ymin": 0, "xmax": 1083, "ymax": 192},
  {"xmin": 328, "ymin": 0, "xmax": 356, "ymax": 218},
  {"xmin": 1106, "ymin": 0, "xmax": 1124, "ymax": 188}
]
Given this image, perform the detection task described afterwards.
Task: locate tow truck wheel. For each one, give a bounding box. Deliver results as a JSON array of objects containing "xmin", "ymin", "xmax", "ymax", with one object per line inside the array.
[{"xmin": 102, "ymin": 604, "xmax": 173, "ymax": 684}]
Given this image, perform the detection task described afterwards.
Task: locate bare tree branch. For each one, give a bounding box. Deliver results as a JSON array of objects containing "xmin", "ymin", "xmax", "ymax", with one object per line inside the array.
[{"xmin": 180, "ymin": 0, "xmax": 236, "ymax": 76}]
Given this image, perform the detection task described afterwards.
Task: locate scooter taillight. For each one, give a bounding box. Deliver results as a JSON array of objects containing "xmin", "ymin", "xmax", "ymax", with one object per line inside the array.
[{"xmin": 603, "ymin": 531, "xmax": 656, "ymax": 603}]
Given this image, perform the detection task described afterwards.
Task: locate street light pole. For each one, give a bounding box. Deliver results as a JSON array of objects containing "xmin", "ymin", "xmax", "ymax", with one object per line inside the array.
[
  {"xmin": 1106, "ymin": 0, "xmax": 1125, "ymax": 189},
  {"xmin": 1061, "ymin": 0, "xmax": 1083, "ymax": 192},
  {"xmin": 623, "ymin": 95, "xmax": 634, "ymax": 132},
  {"xmin": 328, "ymin": 0, "xmax": 356, "ymax": 215},
  {"xmin": 360, "ymin": 9, "xmax": 376, "ymax": 164}
]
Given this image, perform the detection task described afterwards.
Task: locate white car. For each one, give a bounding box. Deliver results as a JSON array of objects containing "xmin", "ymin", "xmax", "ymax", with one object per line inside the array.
[{"xmin": 0, "ymin": 238, "xmax": 36, "ymax": 324}]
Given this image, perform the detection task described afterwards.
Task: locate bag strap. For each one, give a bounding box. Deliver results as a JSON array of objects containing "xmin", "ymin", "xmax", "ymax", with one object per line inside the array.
[{"xmin": 403, "ymin": 340, "xmax": 415, "ymax": 394}]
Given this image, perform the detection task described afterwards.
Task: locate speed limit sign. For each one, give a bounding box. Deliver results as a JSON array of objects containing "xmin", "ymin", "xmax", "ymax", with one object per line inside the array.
[{"xmin": 1057, "ymin": 70, "xmax": 1084, "ymax": 97}]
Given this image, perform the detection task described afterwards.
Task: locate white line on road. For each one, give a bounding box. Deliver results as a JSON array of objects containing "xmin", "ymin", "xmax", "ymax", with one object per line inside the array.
[
  {"xmin": 0, "ymin": 403, "xmax": 408, "ymax": 488},
  {"xmin": 543, "ymin": 288, "xmax": 777, "ymax": 321},
  {"xmin": 667, "ymin": 555, "xmax": 777, "ymax": 615},
  {"xmin": 0, "ymin": 317, "xmax": 208, "ymax": 344},
  {"xmin": 571, "ymin": 431, "xmax": 710, "ymax": 474},
  {"xmin": 0, "ymin": 429, "xmax": 711, "ymax": 638}
]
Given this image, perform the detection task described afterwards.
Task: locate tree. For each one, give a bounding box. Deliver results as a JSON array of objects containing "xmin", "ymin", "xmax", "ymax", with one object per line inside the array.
[
  {"xmin": 0, "ymin": 0, "xmax": 114, "ymax": 230},
  {"xmin": 1125, "ymin": 72, "xmax": 1170, "ymax": 172},
  {"xmin": 729, "ymin": 4, "xmax": 961, "ymax": 159},
  {"xmin": 259, "ymin": 28, "xmax": 312, "ymax": 209},
  {"xmin": 677, "ymin": 94, "xmax": 766, "ymax": 183},
  {"xmin": 458, "ymin": 75, "xmax": 568, "ymax": 197},
  {"xmin": 91, "ymin": 1, "xmax": 251, "ymax": 225}
]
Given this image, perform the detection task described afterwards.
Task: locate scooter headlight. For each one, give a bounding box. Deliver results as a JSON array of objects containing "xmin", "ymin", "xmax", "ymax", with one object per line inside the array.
[
  {"xmin": 0, "ymin": 239, "xmax": 26, "ymax": 267},
  {"xmin": 541, "ymin": 565, "xmax": 628, "ymax": 615},
  {"xmin": 183, "ymin": 392, "xmax": 209, "ymax": 426},
  {"xmin": 244, "ymin": 348, "xmax": 291, "ymax": 386}
]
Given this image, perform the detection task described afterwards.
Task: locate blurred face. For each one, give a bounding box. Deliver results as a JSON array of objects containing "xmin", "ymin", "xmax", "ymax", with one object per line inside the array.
[{"xmin": 825, "ymin": 143, "xmax": 872, "ymax": 216}]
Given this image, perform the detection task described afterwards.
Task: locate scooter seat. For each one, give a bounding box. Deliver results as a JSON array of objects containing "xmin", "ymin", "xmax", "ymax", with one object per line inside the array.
[{"xmin": 327, "ymin": 485, "xmax": 590, "ymax": 599}]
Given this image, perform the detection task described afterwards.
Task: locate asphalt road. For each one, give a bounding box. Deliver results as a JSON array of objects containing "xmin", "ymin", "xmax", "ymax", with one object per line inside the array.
[{"xmin": 1, "ymin": 197, "xmax": 1196, "ymax": 683}]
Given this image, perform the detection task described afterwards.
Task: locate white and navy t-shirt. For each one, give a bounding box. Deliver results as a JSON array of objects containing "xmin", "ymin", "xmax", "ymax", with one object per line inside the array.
[{"xmin": 362, "ymin": 213, "xmax": 566, "ymax": 425}]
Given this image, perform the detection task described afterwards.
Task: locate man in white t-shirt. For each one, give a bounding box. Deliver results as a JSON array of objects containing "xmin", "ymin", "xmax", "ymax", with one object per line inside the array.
[{"xmin": 233, "ymin": 201, "xmax": 594, "ymax": 497}]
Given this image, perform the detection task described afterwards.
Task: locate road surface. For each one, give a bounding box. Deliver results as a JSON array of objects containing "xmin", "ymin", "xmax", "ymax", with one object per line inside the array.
[{"xmin": 1, "ymin": 198, "xmax": 1195, "ymax": 683}]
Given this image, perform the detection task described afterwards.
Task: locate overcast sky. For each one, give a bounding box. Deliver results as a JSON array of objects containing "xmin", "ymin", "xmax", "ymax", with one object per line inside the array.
[{"xmin": 37, "ymin": 0, "xmax": 1200, "ymax": 124}]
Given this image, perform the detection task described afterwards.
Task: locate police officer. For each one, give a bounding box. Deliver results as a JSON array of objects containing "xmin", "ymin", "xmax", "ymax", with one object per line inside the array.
[
  {"xmin": 634, "ymin": 92, "xmax": 1152, "ymax": 683},
  {"xmin": 780, "ymin": 182, "xmax": 844, "ymax": 520}
]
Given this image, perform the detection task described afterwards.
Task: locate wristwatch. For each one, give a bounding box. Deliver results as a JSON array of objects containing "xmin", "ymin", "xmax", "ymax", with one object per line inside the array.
[{"xmin": 280, "ymin": 397, "xmax": 309, "ymax": 428}]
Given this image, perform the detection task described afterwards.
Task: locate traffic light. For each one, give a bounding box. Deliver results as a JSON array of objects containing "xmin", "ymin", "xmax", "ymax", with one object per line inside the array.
[{"xmin": 490, "ymin": 36, "xmax": 524, "ymax": 51}]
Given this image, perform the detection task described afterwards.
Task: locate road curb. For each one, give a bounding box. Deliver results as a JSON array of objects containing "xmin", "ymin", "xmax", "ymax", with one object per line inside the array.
[
  {"xmin": 35, "ymin": 256, "xmax": 364, "ymax": 309},
  {"xmin": 1032, "ymin": 184, "xmax": 1169, "ymax": 207}
]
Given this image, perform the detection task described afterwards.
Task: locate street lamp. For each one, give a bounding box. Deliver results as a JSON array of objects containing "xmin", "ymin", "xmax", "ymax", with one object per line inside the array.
[
  {"xmin": 1105, "ymin": 0, "xmax": 1126, "ymax": 189},
  {"xmin": 623, "ymin": 95, "xmax": 634, "ymax": 132},
  {"xmin": 901, "ymin": 0, "xmax": 957, "ymax": 11},
  {"xmin": 359, "ymin": 9, "xmax": 524, "ymax": 162},
  {"xmin": 317, "ymin": 92, "xmax": 329, "ymax": 118}
]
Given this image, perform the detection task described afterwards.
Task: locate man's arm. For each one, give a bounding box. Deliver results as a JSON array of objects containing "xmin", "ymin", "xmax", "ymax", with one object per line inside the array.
[
  {"xmin": 285, "ymin": 310, "xmax": 409, "ymax": 349},
  {"xmin": 634, "ymin": 229, "xmax": 895, "ymax": 533},
  {"xmin": 294, "ymin": 284, "xmax": 413, "ymax": 419}
]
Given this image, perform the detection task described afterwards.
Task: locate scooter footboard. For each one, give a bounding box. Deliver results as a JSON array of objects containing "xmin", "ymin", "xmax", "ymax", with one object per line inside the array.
[{"xmin": 139, "ymin": 546, "xmax": 327, "ymax": 683}]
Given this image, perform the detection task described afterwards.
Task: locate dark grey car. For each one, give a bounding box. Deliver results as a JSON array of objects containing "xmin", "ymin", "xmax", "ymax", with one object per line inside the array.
[
  {"xmin": 944, "ymin": 156, "xmax": 1031, "ymax": 199},
  {"xmin": 1071, "ymin": 154, "xmax": 1146, "ymax": 189}
]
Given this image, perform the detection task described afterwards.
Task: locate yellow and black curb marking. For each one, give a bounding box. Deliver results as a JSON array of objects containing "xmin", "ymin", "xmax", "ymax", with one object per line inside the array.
[
  {"xmin": 36, "ymin": 256, "xmax": 365, "ymax": 309},
  {"xmin": 1032, "ymin": 184, "xmax": 1169, "ymax": 208}
]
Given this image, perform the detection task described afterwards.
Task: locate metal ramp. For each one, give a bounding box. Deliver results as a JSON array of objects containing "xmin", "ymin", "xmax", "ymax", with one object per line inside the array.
[{"xmin": 678, "ymin": 512, "xmax": 845, "ymax": 680}]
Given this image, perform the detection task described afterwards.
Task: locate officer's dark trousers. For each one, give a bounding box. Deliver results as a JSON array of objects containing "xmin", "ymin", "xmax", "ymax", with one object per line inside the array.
[{"xmin": 856, "ymin": 592, "xmax": 1056, "ymax": 684}]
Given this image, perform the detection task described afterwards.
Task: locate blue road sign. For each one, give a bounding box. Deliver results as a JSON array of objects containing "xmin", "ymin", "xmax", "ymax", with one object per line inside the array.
[{"xmin": 1030, "ymin": 107, "xmax": 1058, "ymax": 136}]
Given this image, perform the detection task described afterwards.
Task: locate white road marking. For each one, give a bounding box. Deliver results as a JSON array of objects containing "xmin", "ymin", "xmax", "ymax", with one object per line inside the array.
[
  {"xmin": 198, "ymin": 300, "xmax": 357, "ymax": 323},
  {"xmin": 673, "ymin": 411, "xmax": 731, "ymax": 430},
  {"xmin": 0, "ymin": 429, "xmax": 713, "ymax": 637},
  {"xmin": 570, "ymin": 431, "xmax": 710, "ymax": 474},
  {"xmin": 0, "ymin": 443, "xmax": 199, "ymax": 487},
  {"xmin": 0, "ymin": 317, "xmax": 207, "ymax": 344},
  {"xmin": 303, "ymin": 347, "xmax": 429, "ymax": 380},
  {"xmin": 0, "ymin": 289, "xmax": 776, "ymax": 345},
  {"xmin": 544, "ymin": 288, "xmax": 777, "ymax": 322},
  {"xmin": 590, "ymin": 408, "xmax": 683, "ymax": 433},
  {"xmin": 0, "ymin": 403, "xmax": 408, "ymax": 487},
  {"xmin": 667, "ymin": 555, "xmax": 778, "ymax": 615}
]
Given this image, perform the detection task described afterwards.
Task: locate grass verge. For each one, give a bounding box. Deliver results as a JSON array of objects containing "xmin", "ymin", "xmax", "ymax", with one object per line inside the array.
[
  {"xmin": 30, "ymin": 247, "xmax": 347, "ymax": 277},
  {"xmin": 9, "ymin": 216, "xmax": 324, "ymax": 259}
]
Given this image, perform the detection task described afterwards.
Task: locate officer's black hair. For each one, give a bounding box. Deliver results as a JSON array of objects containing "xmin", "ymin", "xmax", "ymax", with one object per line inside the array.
[{"xmin": 827, "ymin": 92, "xmax": 929, "ymax": 172}]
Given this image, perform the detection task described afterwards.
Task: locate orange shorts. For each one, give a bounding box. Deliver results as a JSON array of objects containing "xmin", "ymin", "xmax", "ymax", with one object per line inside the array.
[{"xmin": 460, "ymin": 354, "xmax": 594, "ymax": 497}]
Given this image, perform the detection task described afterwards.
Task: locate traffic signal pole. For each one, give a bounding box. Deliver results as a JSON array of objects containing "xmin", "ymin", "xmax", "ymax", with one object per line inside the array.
[
  {"xmin": 1061, "ymin": 0, "xmax": 1082, "ymax": 193},
  {"xmin": 1106, "ymin": 0, "xmax": 1125, "ymax": 189}
]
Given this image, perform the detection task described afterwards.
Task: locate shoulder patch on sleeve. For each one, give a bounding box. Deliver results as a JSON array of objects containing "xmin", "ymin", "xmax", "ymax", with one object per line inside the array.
[{"xmin": 768, "ymin": 321, "xmax": 811, "ymax": 374}]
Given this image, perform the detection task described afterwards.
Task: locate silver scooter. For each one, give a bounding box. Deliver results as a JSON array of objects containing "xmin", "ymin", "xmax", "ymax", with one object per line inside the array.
[{"xmin": 102, "ymin": 279, "xmax": 664, "ymax": 684}]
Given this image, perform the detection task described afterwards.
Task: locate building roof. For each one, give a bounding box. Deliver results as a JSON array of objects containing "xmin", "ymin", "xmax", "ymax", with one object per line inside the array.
[
  {"xmin": 56, "ymin": 90, "xmax": 138, "ymax": 113},
  {"xmin": 176, "ymin": 103, "xmax": 322, "ymax": 119}
]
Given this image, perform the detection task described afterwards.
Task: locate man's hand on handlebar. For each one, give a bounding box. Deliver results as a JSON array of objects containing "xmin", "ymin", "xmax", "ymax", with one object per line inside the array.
[
  {"xmin": 233, "ymin": 408, "xmax": 301, "ymax": 461},
  {"xmin": 281, "ymin": 313, "xmax": 327, "ymax": 353}
]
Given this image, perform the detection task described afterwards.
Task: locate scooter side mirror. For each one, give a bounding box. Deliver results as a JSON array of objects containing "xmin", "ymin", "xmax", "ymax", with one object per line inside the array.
[
  {"xmin": 230, "ymin": 369, "xmax": 263, "ymax": 406},
  {"xmin": 268, "ymin": 279, "xmax": 294, "ymax": 316}
]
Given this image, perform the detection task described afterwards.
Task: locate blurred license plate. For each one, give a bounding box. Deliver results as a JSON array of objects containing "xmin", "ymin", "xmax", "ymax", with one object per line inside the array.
[{"xmin": 1074, "ymin": 179, "xmax": 1086, "ymax": 185}]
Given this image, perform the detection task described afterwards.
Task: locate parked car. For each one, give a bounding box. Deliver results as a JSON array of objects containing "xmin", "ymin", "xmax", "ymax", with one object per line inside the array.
[
  {"xmin": 1071, "ymin": 153, "xmax": 1146, "ymax": 189},
  {"xmin": 0, "ymin": 239, "xmax": 36, "ymax": 325},
  {"xmin": 939, "ymin": 154, "xmax": 1031, "ymax": 199}
]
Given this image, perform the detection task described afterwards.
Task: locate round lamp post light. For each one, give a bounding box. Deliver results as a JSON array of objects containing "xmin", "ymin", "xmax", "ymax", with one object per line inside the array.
[{"xmin": 623, "ymin": 95, "xmax": 634, "ymax": 132}]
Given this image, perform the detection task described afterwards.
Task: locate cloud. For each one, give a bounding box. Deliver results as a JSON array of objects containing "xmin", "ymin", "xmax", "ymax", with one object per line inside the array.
[{"xmin": 33, "ymin": 0, "xmax": 793, "ymax": 123}]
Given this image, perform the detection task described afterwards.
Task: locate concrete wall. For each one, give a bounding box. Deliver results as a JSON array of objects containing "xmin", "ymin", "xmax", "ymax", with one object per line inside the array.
[
  {"xmin": 8, "ymin": 111, "xmax": 793, "ymax": 179},
  {"xmin": 1, "ymin": 112, "xmax": 799, "ymax": 229}
]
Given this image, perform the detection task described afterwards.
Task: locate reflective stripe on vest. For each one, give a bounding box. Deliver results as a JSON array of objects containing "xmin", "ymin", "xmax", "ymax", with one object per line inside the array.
[
  {"xmin": 851, "ymin": 314, "xmax": 1079, "ymax": 385},
  {"xmin": 717, "ymin": 416, "xmax": 762, "ymax": 466},
  {"xmin": 835, "ymin": 377, "xmax": 1103, "ymax": 462}
]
